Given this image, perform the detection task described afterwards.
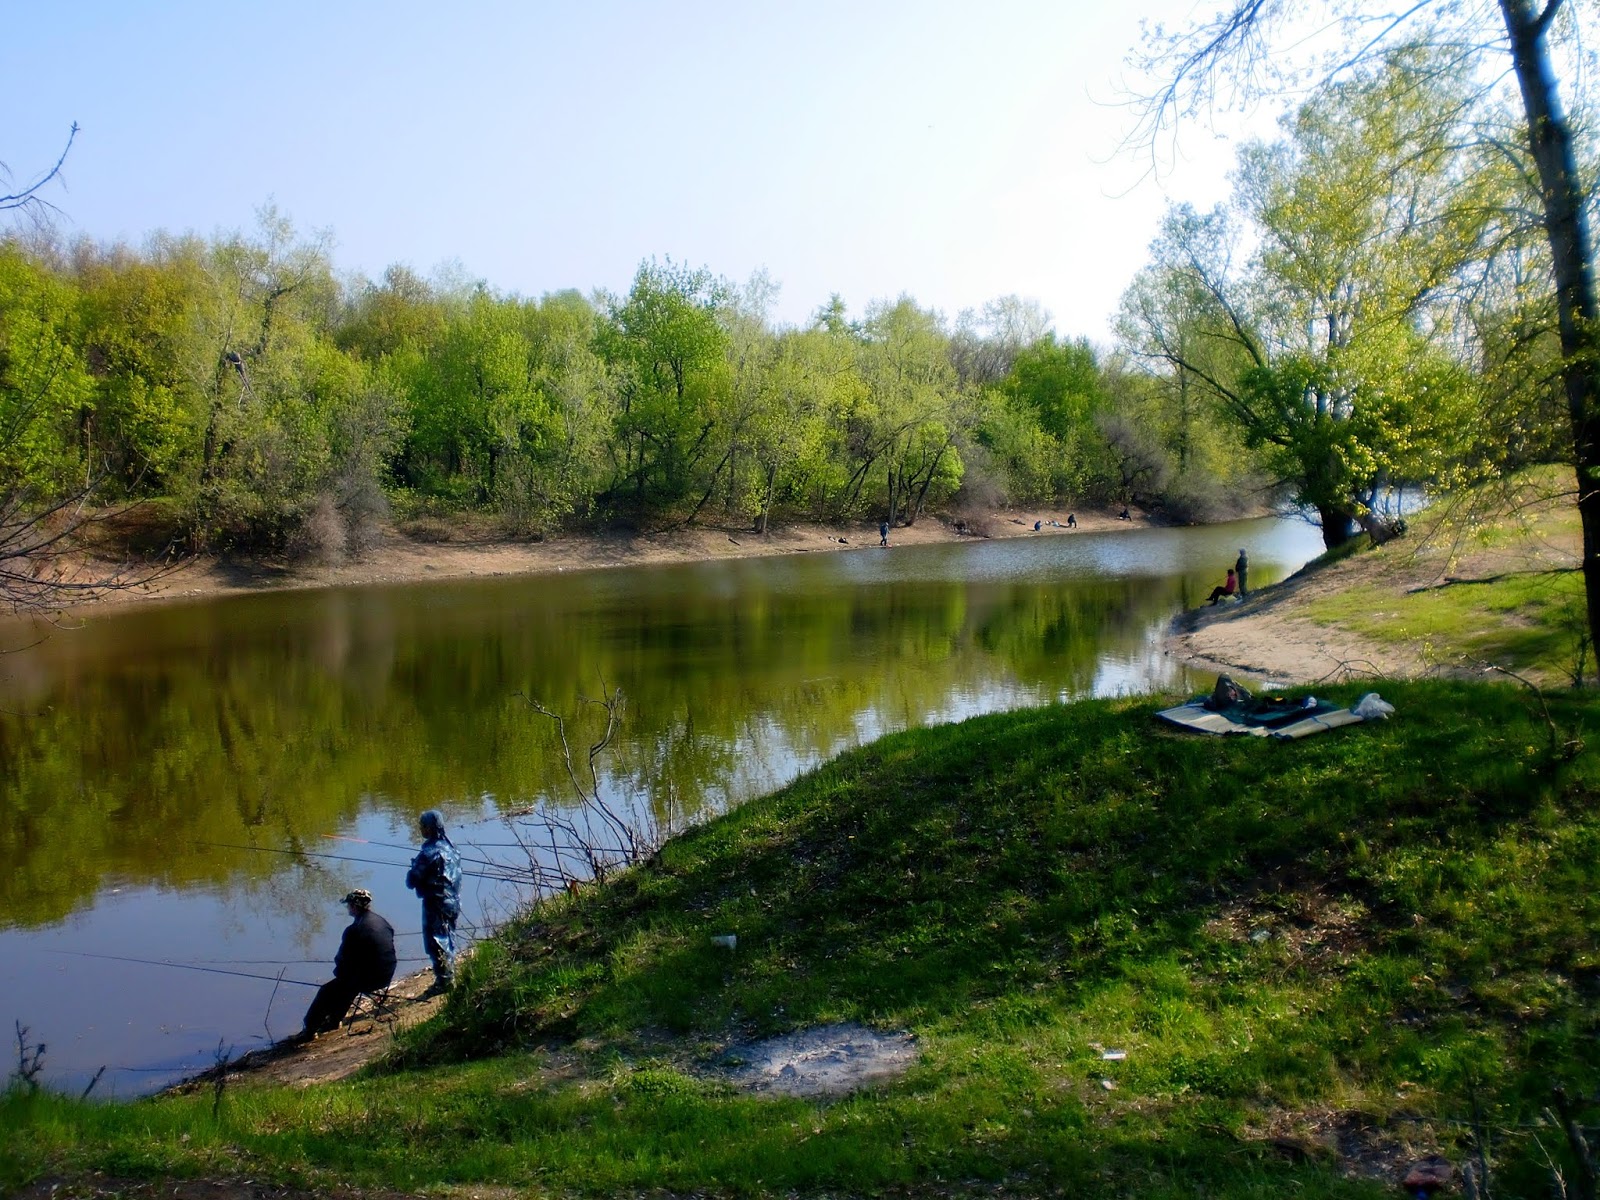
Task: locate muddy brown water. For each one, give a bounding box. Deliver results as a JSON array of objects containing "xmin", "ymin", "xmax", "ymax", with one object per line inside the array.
[{"xmin": 0, "ymin": 518, "xmax": 1323, "ymax": 1095}]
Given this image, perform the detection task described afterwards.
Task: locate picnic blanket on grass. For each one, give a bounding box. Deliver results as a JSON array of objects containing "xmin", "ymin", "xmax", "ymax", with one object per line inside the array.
[
  {"xmin": 1156, "ymin": 699, "xmax": 1366, "ymax": 739},
  {"xmin": 1157, "ymin": 677, "xmax": 1393, "ymax": 740}
]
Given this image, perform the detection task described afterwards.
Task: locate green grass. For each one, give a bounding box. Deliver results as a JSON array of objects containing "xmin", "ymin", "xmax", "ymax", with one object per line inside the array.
[
  {"xmin": 7, "ymin": 680, "xmax": 1600, "ymax": 1198},
  {"xmin": 1300, "ymin": 566, "xmax": 1587, "ymax": 675},
  {"xmin": 1292, "ymin": 477, "xmax": 1589, "ymax": 679}
]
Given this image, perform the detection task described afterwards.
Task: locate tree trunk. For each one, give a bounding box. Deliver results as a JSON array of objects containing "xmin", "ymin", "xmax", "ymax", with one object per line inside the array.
[
  {"xmin": 1502, "ymin": 0, "xmax": 1600, "ymax": 676},
  {"xmin": 757, "ymin": 461, "xmax": 776, "ymax": 534},
  {"xmin": 1317, "ymin": 503, "xmax": 1357, "ymax": 550}
]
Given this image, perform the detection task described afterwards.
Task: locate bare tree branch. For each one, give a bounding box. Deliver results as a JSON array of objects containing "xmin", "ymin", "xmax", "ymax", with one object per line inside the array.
[{"xmin": 0, "ymin": 123, "xmax": 78, "ymax": 215}]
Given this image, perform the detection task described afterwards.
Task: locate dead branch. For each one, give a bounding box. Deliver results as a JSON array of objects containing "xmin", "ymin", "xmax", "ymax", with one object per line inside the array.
[
  {"xmin": 78, "ymin": 1066, "xmax": 105, "ymax": 1101},
  {"xmin": 505, "ymin": 680, "xmax": 667, "ymax": 895},
  {"xmin": 210, "ymin": 1038, "xmax": 231, "ymax": 1120},
  {"xmin": 0, "ymin": 123, "xmax": 78, "ymax": 215},
  {"xmin": 12, "ymin": 1020, "xmax": 45, "ymax": 1092},
  {"xmin": 1552, "ymin": 1086, "xmax": 1599, "ymax": 1200}
]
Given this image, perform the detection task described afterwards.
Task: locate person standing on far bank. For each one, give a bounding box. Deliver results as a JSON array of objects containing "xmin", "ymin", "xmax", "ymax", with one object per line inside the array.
[
  {"xmin": 406, "ymin": 810, "xmax": 463, "ymax": 991},
  {"xmin": 1235, "ymin": 548, "xmax": 1249, "ymax": 598}
]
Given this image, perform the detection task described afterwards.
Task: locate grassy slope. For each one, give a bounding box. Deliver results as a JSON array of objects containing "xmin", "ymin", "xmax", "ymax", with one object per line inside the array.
[
  {"xmin": 1293, "ymin": 478, "xmax": 1588, "ymax": 682},
  {"xmin": 6, "ymin": 680, "xmax": 1600, "ymax": 1198}
]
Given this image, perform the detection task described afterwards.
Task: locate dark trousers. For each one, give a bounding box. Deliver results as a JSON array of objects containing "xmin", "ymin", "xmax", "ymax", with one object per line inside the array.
[
  {"xmin": 423, "ymin": 905, "xmax": 457, "ymax": 981},
  {"xmin": 303, "ymin": 977, "xmax": 363, "ymax": 1034}
]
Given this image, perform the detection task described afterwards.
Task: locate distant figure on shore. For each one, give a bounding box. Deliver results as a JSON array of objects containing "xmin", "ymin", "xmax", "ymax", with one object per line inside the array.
[
  {"xmin": 1235, "ymin": 548, "xmax": 1249, "ymax": 597},
  {"xmin": 1119, "ymin": 506, "xmax": 1131, "ymax": 520},
  {"xmin": 1034, "ymin": 519, "xmax": 1042, "ymax": 531},
  {"xmin": 1207, "ymin": 568, "xmax": 1238, "ymax": 606},
  {"xmin": 301, "ymin": 889, "xmax": 397, "ymax": 1037},
  {"xmin": 1066, "ymin": 514, "xmax": 1076, "ymax": 529},
  {"xmin": 880, "ymin": 520, "xmax": 889, "ymax": 547},
  {"xmin": 407, "ymin": 810, "xmax": 463, "ymax": 991}
]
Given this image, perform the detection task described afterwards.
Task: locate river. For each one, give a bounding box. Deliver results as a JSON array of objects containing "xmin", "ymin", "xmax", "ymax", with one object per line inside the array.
[{"xmin": 0, "ymin": 517, "xmax": 1324, "ymax": 1095}]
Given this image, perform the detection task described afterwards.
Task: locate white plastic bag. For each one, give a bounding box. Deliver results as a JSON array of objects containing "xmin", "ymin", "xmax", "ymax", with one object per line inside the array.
[{"xmin": 1352, "ymin": 692, "xmax": 1395, "ymax": 720}]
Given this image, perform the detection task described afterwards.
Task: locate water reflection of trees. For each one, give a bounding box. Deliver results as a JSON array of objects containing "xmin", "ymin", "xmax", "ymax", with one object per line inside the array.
[{"xmin": 0, "ymin": 567, "xmax": 1195, "ymax": 926}]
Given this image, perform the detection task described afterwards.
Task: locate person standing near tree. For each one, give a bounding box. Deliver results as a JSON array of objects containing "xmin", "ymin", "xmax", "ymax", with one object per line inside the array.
[
  {"xmin": 406, "ymin": 810, "xmax": 463, "ymax": 991},
  {"xmin": 1235, "ymin": 548, "xmax": 1249, "ymax": 598}
]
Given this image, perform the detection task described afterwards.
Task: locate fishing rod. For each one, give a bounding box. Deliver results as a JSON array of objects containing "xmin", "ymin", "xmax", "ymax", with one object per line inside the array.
[
  {"xmin": 319, "ymin": 833, "xmax": 525, "ymax": 876},
  {"xmin": 194, "ymin": 839, "xmax": 401, "ymax": 869},
  {"xmin": 193, "ymin": 839, "xmax": 518, "ymax": 882},
  {"xmin": 186, "ymin": 954, "xmax": 433, "ymax": 966},
  {"xmin": 41, "ymin": 949, "xmax": 319, "ymax": 988}
]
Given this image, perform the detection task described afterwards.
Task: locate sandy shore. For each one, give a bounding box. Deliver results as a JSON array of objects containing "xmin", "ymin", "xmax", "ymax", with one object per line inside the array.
[
  {"xmin": 74, "ymin": 507, "xmax": 1140, "ymax": 610},
  {"xmin": 1166, "ymin": 566, "xmax": 1413, "ymax": 688},
  {"xmin": 1166, "ymin": 501, "xmax": 1581, "ymax": 686}
]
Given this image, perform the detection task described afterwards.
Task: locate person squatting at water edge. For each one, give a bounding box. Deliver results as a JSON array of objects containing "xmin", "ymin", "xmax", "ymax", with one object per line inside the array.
[
  {"xmin": 300, "ymin": 889, "xmax": 397, "ymax": 1037},
  {"xmin": 407, "ymin": 809, "xmax": 463, "ymax": 991}
]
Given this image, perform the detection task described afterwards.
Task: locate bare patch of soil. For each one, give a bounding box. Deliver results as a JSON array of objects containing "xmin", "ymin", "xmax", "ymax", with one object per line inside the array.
[
  {"xmin": 716, "ymin": 1022, "xmax": 919, "ymax": 1097},
  {"xmin": 1245, "ymin": 1106, "xmax": 1449, "ymax": 1189}
]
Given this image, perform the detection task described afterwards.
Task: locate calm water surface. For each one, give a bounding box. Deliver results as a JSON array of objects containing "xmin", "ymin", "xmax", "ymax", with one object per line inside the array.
[{"xmin": 0, "ymin": 518, "xmax": 1323, "ymax": 1093}]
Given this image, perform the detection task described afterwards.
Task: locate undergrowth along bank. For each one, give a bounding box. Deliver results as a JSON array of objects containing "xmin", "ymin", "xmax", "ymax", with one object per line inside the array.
[{"xmin": 6, "ymin": 680, "xmax": 1600, "ymax": 1199}]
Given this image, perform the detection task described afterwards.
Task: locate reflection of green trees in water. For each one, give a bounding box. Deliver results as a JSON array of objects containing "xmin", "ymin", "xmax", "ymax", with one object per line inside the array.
[{"xmin": 0, "ymin": 568, "xmax": 1193, "ymax": 927}]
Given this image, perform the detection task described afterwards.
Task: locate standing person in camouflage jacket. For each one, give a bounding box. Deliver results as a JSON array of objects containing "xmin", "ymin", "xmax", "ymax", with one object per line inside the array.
[{"xmin": 406, "ymin": 809, "xmax": 463, "ymax": 990}]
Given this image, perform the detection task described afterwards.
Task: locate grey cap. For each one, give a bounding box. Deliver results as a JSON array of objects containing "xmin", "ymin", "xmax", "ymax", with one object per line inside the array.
[{"xmin": 341, "ymin": 888, "xmax": 373, "ymax": 910}]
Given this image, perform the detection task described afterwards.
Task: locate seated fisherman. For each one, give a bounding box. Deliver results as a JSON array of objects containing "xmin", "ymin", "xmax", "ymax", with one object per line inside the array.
[
  {"xmin": 300, "ymin": 888, "xmax": 397, "ymax": 1037},
  {"xmin": 1207, "ymin": 568, "xmax": 1238, "ymax": 606}
]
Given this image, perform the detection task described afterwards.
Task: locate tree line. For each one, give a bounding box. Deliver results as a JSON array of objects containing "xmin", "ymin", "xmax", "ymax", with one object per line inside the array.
[
  {"xmin": 1, "ymin": 33, "xmax": 1588, "ymax": 594},
  {"xmin": 1, "ymin": 218, "xmax": 1263, "ymax": 572}
]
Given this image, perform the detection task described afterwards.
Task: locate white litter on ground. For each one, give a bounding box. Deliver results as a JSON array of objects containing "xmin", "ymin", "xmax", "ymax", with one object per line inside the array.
[{"xmin": 720, "ymin": 1022, "xmax": 918, "ymax": 1097}]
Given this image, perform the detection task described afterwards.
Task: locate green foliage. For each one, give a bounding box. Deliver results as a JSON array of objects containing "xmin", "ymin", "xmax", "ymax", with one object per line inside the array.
[
  {"xmin": 1120, "ymin": 50, "xmax": 1537, "ymax": 543},
  {"xmin": 601, "ymin": 258, "xmax": 733, "ymax": 515},
  {"xmin": 0, "ymin": 245, "xmax": 93, "ymax": 495},
  {"xmin": 1000, "ymin": 335, "xmax": 1104, "ymax": 445}
]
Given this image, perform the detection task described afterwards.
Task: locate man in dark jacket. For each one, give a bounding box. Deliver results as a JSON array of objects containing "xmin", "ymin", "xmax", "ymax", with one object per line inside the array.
[
  {"xmin": 1235, "ymin": 548, "xmax": 1250, "ymax": 597},
  {"xmin": 301, "ymin": 889, "xmax": 397, "ymax": 1036},
  {"xmin": 406, "ymin": 810, "xmax": 463, "ymax": 990}
]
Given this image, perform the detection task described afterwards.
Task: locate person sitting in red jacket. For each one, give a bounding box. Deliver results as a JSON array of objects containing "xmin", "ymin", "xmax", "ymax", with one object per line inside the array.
[{"xmin": 1207, "ymin": 568, "xmax": 1238, "ymax": 606}]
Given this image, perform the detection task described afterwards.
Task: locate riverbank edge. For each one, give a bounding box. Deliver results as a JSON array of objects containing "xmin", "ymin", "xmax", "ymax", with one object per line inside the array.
[
  {"xmin": 50, "ymin": 503, "xmax": 1186, "ymax": 616},
  {"xmin": 12, "ymin": 678, "xmax": 1600, "ymax": 1200}
]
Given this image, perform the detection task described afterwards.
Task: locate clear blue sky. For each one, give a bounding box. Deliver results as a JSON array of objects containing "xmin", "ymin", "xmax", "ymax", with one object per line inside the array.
[{"xmin": 4, "ymin": 1, "xmax": 1270, "ymax": 339}]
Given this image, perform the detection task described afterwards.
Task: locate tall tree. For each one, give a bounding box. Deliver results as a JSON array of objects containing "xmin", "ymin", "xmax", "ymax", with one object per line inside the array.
[
  {"xmin": 599, "ymin": 259, "xmax": 731, "ymax": 518},
  {"xmin": 1134, "ymin": 0, "xmax": 1600, "ymax": 648},
  {"xmin": 1123, "ymin": 55, "xmax": 1505, "ymax": 546}
]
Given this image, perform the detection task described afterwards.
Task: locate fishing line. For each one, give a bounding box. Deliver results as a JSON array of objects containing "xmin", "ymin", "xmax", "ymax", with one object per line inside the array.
[
  {"xmin": 184, "ymin": 954, "xmax": 433, "ymax": 966},
  {"xmin": 192, "ymin": 838, "xmax": 515, "ymax": 881},
  {"xmin": 319, "ymin": 832, "xmax": 518, "ymax": 874},
  {"xmin": 41, "ymin": 949, "xmax": 320, "ymax": 988}
]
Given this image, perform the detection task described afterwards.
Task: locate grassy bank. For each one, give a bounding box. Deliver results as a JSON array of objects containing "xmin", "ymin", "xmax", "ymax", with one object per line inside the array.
[
  {"xmin": 1302, "ymin": 477, "xmax": 1586, "ymax": 683},
  {"xmin": 6, "ymin": 680, "xmax": 1600, "ymax": 1198}
]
